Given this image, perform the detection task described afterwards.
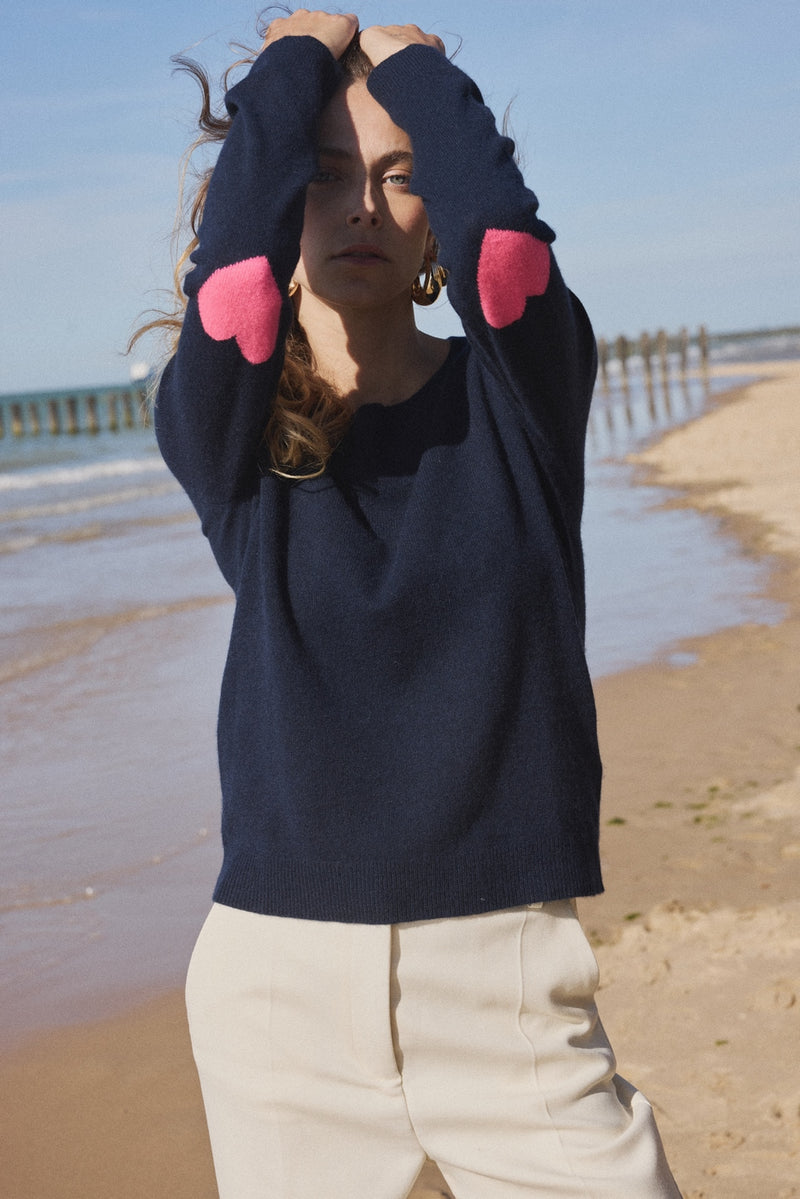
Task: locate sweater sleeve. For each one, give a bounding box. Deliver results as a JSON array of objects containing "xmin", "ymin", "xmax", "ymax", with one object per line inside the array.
[
  {"xmin": 366, "ymin": 46, "xmax": 597, "ymax": 463},
  {"xmin": 154, "ymin": 37, "xmax": 342, "ymax": 510}
]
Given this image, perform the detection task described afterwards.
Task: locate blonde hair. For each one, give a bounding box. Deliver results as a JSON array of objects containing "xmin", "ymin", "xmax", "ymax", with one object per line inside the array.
[{"xmin": 131, "ymin": 21, "xmax": 374, "ymax": 480}]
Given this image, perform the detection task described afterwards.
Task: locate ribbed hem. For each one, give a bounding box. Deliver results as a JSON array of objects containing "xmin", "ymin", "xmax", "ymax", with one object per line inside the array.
[{"xmin": 212, "ymin": 841, "xmax": 603, "ymax": 925}]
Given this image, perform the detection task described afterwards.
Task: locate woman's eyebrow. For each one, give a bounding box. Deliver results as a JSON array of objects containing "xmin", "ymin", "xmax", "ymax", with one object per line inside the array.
[
  {"xmin": 317, "ymin": 146, "xmax": 414, "ymax": 169},
  {"xmin": 381, "ymin": 150, "xmax": 415, "ymax": 169}
]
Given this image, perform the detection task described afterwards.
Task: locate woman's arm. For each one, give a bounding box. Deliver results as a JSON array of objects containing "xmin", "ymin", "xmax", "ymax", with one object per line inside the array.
[
  {"xmin": 155, "ymin": 15, "xmax": 356, "ymax": 512},
  {"xmin": 363, "ymin": 34, "xmax": 596, "ymax": 462}
]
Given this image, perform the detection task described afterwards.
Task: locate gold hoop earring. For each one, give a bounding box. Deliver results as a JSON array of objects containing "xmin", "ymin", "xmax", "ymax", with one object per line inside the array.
[
  {"xmin": 288, "ymin": 279, "xmax": 299, "ymax": 297},
  {"xmin": 412, "ymin": 260, "xmax": 448, "ymax": 307}
]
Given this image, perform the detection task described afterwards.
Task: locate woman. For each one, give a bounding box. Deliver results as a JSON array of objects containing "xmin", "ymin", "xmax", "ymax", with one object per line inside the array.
[{"xmin": 152, "ymin": 10, "xmax": 681, "ymax": 1197}]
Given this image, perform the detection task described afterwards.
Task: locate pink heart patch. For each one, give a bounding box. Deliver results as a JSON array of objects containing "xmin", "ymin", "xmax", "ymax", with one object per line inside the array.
[
  {"xmin": 197, "ymin": 256, "xmax": 282, "ymax": 365},
  {"xmin": 477, "ymin": 230, "xmax": 551, "ymax": 329}
]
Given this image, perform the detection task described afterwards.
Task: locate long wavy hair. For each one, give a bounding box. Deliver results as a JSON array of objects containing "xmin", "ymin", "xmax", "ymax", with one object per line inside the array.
[{"xmin": 130, "ymin": 18, "xmax": 375, "ymax": 480}]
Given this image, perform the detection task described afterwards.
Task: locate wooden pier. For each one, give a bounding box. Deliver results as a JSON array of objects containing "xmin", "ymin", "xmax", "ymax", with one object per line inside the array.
[{"xmin": 0, "ymin": 386, "xmax": 149, "ymax": 440}]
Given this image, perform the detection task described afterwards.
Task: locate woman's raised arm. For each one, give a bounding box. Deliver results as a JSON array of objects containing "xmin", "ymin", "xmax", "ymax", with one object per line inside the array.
[
  {"xmin": 365, "ymin": 43, "xmax": 596, "ymax": 462},
  {"xmin": 155, "ymin": 30, "xmax": 347, "ymax": 513}
]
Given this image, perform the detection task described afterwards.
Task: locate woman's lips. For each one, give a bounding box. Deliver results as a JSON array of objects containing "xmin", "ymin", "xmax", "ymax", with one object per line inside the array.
[{"xmin": 334, "ymin": 244, "xmax": 389, "ymax": 262}]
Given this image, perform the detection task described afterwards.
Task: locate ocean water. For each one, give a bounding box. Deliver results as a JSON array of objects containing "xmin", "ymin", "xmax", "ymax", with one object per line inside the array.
[{"xmin": 0, "ymin": 338, "xmax": 792, "ymax": 1045}]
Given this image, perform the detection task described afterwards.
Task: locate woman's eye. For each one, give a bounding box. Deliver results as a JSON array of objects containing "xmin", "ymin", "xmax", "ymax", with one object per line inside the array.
[
  {"xmin": 312, "ymin": 169, "xmax": 339, "ymax": 184},
  {"xmin": 385, "ymin": 172, "xmax": 411, "ymax": 187}
]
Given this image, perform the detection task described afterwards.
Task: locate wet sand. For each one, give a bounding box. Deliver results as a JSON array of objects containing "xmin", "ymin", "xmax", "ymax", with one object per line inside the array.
[{"xmin": 2, "ymin": 362, "xmax": 799, "ymax": 1198}]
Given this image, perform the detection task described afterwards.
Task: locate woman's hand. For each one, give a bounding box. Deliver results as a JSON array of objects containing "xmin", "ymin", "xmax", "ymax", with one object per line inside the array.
[
  {"xmin": 260, "ymin": 10, "xmax": 358, "ymax": 59},
  {"xmin": 359, "ymin": 24, "xmax": 445, "ymax": 67}
]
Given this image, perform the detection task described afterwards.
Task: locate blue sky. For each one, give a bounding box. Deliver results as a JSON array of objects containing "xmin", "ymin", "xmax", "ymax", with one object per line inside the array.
[{"xmin": 2, "ymin": 1, "xmax": 798, "ymax": 392}]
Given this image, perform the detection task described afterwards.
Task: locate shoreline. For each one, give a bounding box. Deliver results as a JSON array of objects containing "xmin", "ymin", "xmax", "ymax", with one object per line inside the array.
[
  {"xmin": 3, "ymin": 362, "xmax": 800, "ymax": 1198},
  {"xmin": 586, "ymin": 362, "xmax": 800, "ymax": 941}
]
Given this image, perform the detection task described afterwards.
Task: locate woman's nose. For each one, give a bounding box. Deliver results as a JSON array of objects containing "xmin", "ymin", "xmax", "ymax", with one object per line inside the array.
[{"xmin": 347, "ymin": 178, "xmax": 382, "ymax": 226}]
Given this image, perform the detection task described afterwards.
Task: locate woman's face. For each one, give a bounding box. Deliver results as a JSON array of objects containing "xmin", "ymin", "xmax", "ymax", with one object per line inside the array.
[{"xmin": 293, "ymin": 81, "xmax": 433, "ymax": 310}]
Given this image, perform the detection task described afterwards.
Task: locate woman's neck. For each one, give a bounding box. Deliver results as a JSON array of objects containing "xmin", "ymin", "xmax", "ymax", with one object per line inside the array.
[{"xmin": 294, "ymin": 292, "xmax": 449, "ymax": 409}]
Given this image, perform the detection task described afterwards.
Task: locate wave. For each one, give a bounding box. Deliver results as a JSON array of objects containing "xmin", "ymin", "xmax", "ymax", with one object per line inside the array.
[
  {"xmin": 0, "ymin": 456, "xmax": 168, "ymax": 493},
  {"xmin": 0, "ymin": 593, "xmax": 232, "ymax": 684},
  {"xmin": 0, "ymin": 826, "xmax": 213, "ymax": 916},
  {"xmin": 0, "ymin": 482, "xmax": 182, "ymax": 531}
]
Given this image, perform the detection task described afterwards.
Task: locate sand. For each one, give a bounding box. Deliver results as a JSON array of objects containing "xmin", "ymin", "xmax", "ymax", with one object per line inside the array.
[{"xmin": 2, "ymin": 362, "xmax": 799, "ymax": 1198}]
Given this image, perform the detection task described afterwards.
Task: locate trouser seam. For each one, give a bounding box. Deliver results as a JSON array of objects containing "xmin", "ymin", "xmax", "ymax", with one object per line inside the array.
[{"xmin": 514, "ymin": 905, "xmax": 595, "ymax": 1199}]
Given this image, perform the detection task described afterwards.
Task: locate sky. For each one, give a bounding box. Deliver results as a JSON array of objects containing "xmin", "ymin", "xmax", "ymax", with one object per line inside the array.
[{"xmin": 2, "ymin": 1, "xmax": 798, "ymax": 393}]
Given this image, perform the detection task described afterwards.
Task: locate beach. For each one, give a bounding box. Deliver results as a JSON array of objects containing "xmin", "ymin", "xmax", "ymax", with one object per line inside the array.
[{"xmin": 2, "ymin": 359, "xmax": 799, "ymax": 1197}]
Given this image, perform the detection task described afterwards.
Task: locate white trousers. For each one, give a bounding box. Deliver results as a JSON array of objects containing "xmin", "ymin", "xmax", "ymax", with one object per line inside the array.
[{"xmin": 185, "ymin": 900, "xmax": 681, "ymax": 1198}]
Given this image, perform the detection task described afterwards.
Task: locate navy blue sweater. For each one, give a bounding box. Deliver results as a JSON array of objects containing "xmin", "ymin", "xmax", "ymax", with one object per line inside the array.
[{"xmin": 155, "ymin": 37, "xmax": 603, "ymax": 922}]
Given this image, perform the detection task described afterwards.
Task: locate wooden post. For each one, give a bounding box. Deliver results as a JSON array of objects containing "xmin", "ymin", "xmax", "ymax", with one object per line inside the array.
[
  {"xmin": 639, "ymin": 331, "xmax": 655, "ymax": 417},
  {"xmin": 11, "ymin": 403, "xmax": 24, "ymax": 437},
  {"xmin": 656, "ymin": 329, "xmax": 671, "ymax": 416},
  {"xmin": 27, "ymin": 401, "xmax": 41, "ymax": 436},
  {"xmin": 122, "ymin": 392, "xmax": 135, "ymax": 429},
  {"xmin": 678, "ymin": 326, "xmax": 689, "ymax": 376},
  {"xmin": 107, "ymin": 393, "xmax": 119, "ymax": 433},
  {"xmin": 698, "ymin": 324, "xmax": 709, "ymax": 370},
  {"xmin": 656, "ymin": 329, "xmax": 669, "ymax": 377},
  {"xmin": 615, "ymin": 334, "xmax": 630, "ymax": 392},
  {"xmin": 65, "ymin": 396, "xmax": 79, "ymax": 435},
  {"xmin": 86, "ymin": 394, "xmax": 99, "ymax": 434},
  {"xmin": 597, "ymin": 337, "xmax": 609, "ymax": 393},
  {"xmin": 639, "ymin": 330, "xmax": 653, "ymax": 381},
  {"xmin": 48, "ymin": 398, "xmax": 62, "ymax": 435}
]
